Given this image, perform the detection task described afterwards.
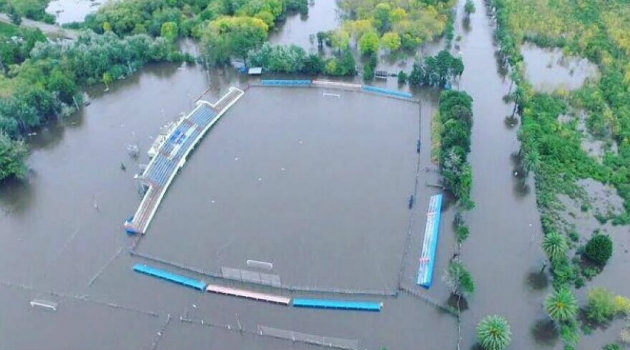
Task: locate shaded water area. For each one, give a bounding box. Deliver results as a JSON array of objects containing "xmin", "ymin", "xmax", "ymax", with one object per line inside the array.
[{"xmin": 521, "ymin": 43, "xmax": 598, "ymax": 92}]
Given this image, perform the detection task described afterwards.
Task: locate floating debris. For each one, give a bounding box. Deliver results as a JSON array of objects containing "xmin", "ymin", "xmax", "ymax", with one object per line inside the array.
[{"xmin": 127, "ymin": 144, "xmax": 139, "ymax": 159}]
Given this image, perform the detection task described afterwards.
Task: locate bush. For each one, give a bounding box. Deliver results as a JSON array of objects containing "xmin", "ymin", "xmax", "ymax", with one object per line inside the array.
[
  {"xmin": 456, "ymin": 224, "xmax": 470, "ymax": 243},
  {"xmin": 443, "ymin": 261, "xmax": 475, "ymax": 297},
  {"xmin": 586, "ymin": 288, "xmax": 629, "ymax": 323},
  {"xmin": 0, "ymin": 132, "xmax": 28, "ymax": 181},
  {"xmin": 584, "ymin": 234, "xmax": 613, "ymax": 265},
  {"xmin": 397, "ymin": 70, "xmax": 407, "ymax": 84},
  {"xmin": 545, "ymin": 287, "xmax": 578, "ymax": 322},
  {"xmin": 542, "ymin": 231, "xmax": 568, "ymax": 261},
  {"xmin": 477, "ymin": 315, "xmax": 512, "ymax": 350}
]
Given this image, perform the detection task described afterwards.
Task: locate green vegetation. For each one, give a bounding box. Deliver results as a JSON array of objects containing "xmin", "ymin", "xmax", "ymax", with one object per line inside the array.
[
  {"xmin": 0, "ymin": 0, "xmax": 55, "ymax": 23},
  {"xmin": 0, "ymin": 22, "xmax": 46, "ymax": 71},
  {"xmin": 408, "ymin": 50, "xmax": 463, "ymax": 88},
  {"xmin": 0, "ymin": 132, "xmax": 27, "ymax": 179},
  {"xmin": 0, "ymin": 29, "xmax": 186, "ymax": 181},
  {"xmin": 545, "ymin": 287, "xmax": 579, "ymax": 322},
  {"xmin": 437, "ymin": 90, "xmax": 474, "ymax": 209},
  {"xmin": 542, "ymin": 231, "xmax": 569, "ymax": 261},
  {"xmin": 247, "ymin": 43, "xmax": 325, "ymax": 75},
  {"xmin": 201, "ymin": 16, "xmax": 268, "ymax": 63},
  {"xmin": 584, "ymin": 233, "xmax": 613, "ymax": 265},
  {"xmin": 490, "ymin": 1, "xmax": 630, "ymax": 347},
  {"xmin": 491, "ymin": 0, "xmax": 630, "ymax": 229},
  {"xmin": 443, "ymin": 261, "xmax": 475, "ymax": 297},
  {"xmin": 476, "ymin": 315, "xmax": 512, "ymax": 350},
  {"xmin": 464, "ymin": 0, "xmax": 475, "ymax": 19},
  {"xmin": 84, "ymin": 0, "xmax": 308, "ymax": 63},
  {"xmin": 337, "ymin": 0, "xmax": 456, "ymax": 53},
  {"xmin": 586, "ymin": 288, "xmax": 630, "ymax": 323}
]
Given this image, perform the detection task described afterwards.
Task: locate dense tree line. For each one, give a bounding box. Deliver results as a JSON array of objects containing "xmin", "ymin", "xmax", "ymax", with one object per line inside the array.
[
  {"xmin": 337, "ymin": 0, "xmax": 455, "ymax": 55},
  {"xmin": 246, "ymin": 42, "xmax": 356, "ymax": 76},
  {"xmin": 83, "ymin": 0, "xmax": 308, "ymax": 64},
  {"xmin": 0, "ymin": 0, "xmax": 55, "ymax": 23},
  {"xmin": 0, "ymin": 29, "xmax": 187, "ymax": 181},
  {"xmin": 438, "ymin": 90, "xmax": 474, "ymax": 209},
  {"xmin": 408, "ymin": 49, "xmax": 463, "ymax": 88}
]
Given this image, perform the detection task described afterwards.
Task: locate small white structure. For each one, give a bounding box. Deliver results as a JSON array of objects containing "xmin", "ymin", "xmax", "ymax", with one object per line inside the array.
[
  {"xmin": 30, "ymin": 299, "xmax": 58, "ymax": 311},
  {"xmin": 248, "ymin": 67, "xmax": 263, "ymax": 75}
]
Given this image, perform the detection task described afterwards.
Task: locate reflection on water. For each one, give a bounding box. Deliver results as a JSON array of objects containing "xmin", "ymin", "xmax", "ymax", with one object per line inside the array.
[
  {"xmin": 525, "ymin": 269, "xmax": 549, "ymax": 291},
  {"xmin": 531, "ymin": 318, "xmax": 559, "ymax": 346}
]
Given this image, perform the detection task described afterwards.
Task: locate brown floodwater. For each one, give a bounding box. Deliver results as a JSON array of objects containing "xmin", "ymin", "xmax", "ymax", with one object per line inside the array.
[
  {"xmin": 521, "ymin": 43, "xmax": 598, "ymax": 92},
  {"xmin": 46, "ymin": 0, "xmax": 104, "ymax": 24},
  {"xmin": 1, "ymin": 0, "xmax": 627, "ymax": 349}
]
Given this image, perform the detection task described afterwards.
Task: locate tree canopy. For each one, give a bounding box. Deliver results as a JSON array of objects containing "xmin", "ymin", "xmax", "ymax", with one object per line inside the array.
[{"xmin": 201, "ymin": 16, "xmax": 268, "ymax": 63}]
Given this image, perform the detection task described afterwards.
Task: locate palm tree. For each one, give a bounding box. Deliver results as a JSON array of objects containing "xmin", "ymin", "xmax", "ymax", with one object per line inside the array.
[
  {"xmin": 477, "ymin": 315, "xmax": 512, "ymax": 350},
  {"xmin": 545, "ymin": 287, "xmax": 578, "ymax": 322},
  {"xmin": 542, "ymin": 231, "xmax": 568, "ymax": 261}
]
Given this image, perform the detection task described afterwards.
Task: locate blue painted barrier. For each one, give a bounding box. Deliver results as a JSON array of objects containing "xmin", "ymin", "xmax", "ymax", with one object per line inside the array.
[
  {"xmin": 417, "ymin": 194, "xmax": 443, "ymax": 288},
  {"xmin": 133, "ymin": 264, "xmax": 207, "ymax": 291},
  {"xmin": 292, "ymin": 298, "xmax": 382, "ymax": 311},
  {"xmin": 362, "ymin": 85, "xmax": 412, "ymax": 99},
  {"xmin": 261, "ymin": 80, "xmax": 312, "ymax": 87}
]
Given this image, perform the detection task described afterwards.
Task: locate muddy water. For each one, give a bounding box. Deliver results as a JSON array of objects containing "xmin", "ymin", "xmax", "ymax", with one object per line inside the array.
[
  {"xmin": 46, "ymin": 0, "xmax": 104, "ymax": 24},
  {"xmin": 269, "ymin": 1, "xmax": 339, "ymax": 48},
  {"xmin": 0, "ymin": 57, "xmax": 458, "ymax": 348},
  {"xmin": 454, "ymin": 0, "xmax": 550, "ymax": 349},
  {"xmin": 521, "ymin": 43, "xmax": 598, "ymax": 92}
]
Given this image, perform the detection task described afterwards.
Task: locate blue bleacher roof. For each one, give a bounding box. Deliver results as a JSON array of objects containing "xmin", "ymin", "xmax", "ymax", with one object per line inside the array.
[
  {"xmin": 292, "ymin": 298, "xmax": 382, "ymax": 311},
  {"xmin": 133, "ymin": 264, "xmax": 206, "ymax": 291}
]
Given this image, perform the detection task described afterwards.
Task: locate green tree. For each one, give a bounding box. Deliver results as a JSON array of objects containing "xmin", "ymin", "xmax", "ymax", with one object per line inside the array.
[
  {"xmin": 7, "ymin": 4, "xmax": 22, "ymax": 25},
  {"xmin": 545, "ymin": 287, "xmax": 578, "ymax": 322},
  {"xmin": 586, "ymin": 287, "xmax": 617, "ymax": 323},
  {"xmin": 397, "ymin": 70, "xmax": 407, "ymax": 84},
  {"xmin": 102, "ymin": 21, "xmax": 112, "ymax": 32},
  {"xmin": 330, "ymin": 29, "xmax": 350, "ymax": 54},
  {"xmin": 443, "ymin": 261, "xmax": 475, "ymax": 297},
  {"xmin": 477, "ymin": 315, "xmax": 512, "ymax": 350},
  {"xmin": 201, "ymin": 16, "xmax": 268, "ymax": 63},
  {"xmin": 542, "ymin": 231, "xmax": 568, "ymax": 261},
  {"xmin": 160, "ymin": 21, "xmax": 178, "ymax": 42},
  {"xmin": 381, "ymin": 32, "xmax": 401, "ymax": 51},
  {"xmin": 102, "ymin": 72, "xmax": 113, "ymax": 90},
  {"xmin": 0, "ymin": 132, "xmax": 27, "ymax": 181},
  {"xmin": 359, "ymin": 31, "xmax": 379, "ymax": 56},
  {"xmin": 584, "ymin": 234, "xmax": 613, "ymax": 265},
  {"xmin": 464, "ymin": 0, "xmax": 476, "ymax": 19},
  {"xmin": 373, "ymin": 2, "xmax": 391, "ymax": 33}
]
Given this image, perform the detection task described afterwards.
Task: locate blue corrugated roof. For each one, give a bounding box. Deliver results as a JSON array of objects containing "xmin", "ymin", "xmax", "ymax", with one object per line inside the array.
[
  {"xmin": 292, "ymin": 298, "xmax": 382, "ymax": 311},
  {"xmin": 362, "ymin": 85, "xmax": 413, "ymax": 98},
  {"xmin": 417, "ymin": 194, "xmax": 443, "ymax": 288},
  {"xmin": 133, "ymin": 264, "xmax": 206, "ymax": 291}
]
